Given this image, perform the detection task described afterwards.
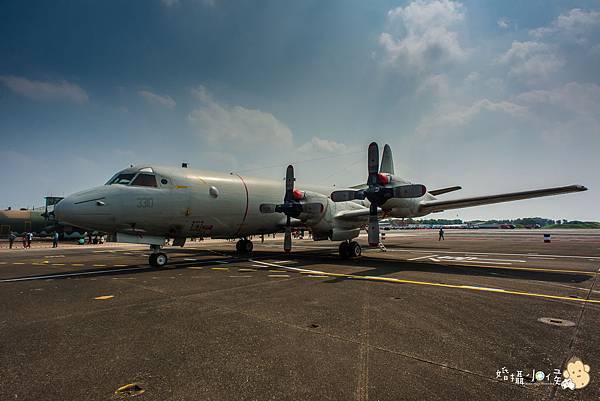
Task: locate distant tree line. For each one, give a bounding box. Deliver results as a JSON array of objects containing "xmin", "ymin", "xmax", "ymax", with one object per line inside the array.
[{"xmin": 408, "ymin": 217, "xmax": 598, "ymax": 227}]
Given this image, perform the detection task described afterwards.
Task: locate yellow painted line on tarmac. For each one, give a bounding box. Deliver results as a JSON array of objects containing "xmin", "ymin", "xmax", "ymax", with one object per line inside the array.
[
  {"xmin": 114, "ymin": 264, "xmax": 127, "ymax": 267},
  {"xmin": 93, "ymin": 264, "xmax": 107, "ymax": 267},
  {"xmin": 238, "ymin": 268, "xmax": 257, "ymax": 272},
  {"xmin": 269, "ymin": 269, "xmax": 287, "ymax": 273},
  {"xmin": 94, "ymin": 295, "xmax": 114, "ymax": 300},
  {"xmin": 0, "ymin": 262, "xmax": 6, "ymax": 265},
  {"xmin": 13, "ymin": 262, "xmax": 25, "ymax": 265},
  {"xmin": 250, "ymin": 259, "xmax": 600, "ymax": 305},
  {"xmin": 447, "ymin": 262, "xmax": 598, "ymax": 276},
  {"xmin": 32, "ymin": 263, "xmax": 44, "ymax": 266},
  {"xmin": 211, "ymin": 267, "xmax": 229, "ymax": 271},
  {"xmin": 268, "ymin": 274, "xmax": 290, "ymax": 278},
  {"xmin": 51, "ymin": 263, "xmax": 65, "ymax": 266}
]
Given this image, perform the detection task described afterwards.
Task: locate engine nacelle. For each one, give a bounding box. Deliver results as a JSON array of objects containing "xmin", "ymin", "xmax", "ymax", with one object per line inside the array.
[{"xmin": 330, "ymin": 228, "xmax": 361, "ymax": 241}]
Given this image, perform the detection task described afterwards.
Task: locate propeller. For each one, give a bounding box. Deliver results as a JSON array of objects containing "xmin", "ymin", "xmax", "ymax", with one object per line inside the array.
[
  {"xmin": 259, "ymin": 165, "xmax": 323, "ymax": 253},
  {"xmin": 331, "ymin": 142, "xmax": 427, "ymax": 247}
]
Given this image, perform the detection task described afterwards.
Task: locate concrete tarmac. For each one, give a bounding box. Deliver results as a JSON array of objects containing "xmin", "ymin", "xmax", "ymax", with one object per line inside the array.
[{"xmin": 0, "ymin": 229, "xmax": 599, "ymax": 400}]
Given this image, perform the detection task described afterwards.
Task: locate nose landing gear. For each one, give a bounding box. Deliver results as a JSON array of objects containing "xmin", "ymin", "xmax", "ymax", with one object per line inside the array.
[
  {"xmin": 149, "ymin": 245, "xmax": 168, "ymax": 267},
  {"xmin": 339, "ymin": 240, "xmax": 361, "ymax": 258},
  {"xmin": 235, "ymin": 238, "xmax": 253, "ymax": 254}
]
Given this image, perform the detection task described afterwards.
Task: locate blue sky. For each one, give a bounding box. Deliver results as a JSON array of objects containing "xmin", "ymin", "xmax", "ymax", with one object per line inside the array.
[{"xmin": 1, "ymin": 0, "xmax": 599, "ymax": 220}]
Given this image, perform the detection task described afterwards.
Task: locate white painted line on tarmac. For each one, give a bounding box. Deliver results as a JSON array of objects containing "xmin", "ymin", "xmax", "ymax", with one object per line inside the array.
[
  {"xmin": 408, "ymin": 255, "xmax": 438, "ymax": 261},
  {"xmin": 384, "ymin": 248, "xmax": 600, "ymax": 260},
  {"xmin": 451, "ymin": 260, "xmax": 512, "ymax": 265}
]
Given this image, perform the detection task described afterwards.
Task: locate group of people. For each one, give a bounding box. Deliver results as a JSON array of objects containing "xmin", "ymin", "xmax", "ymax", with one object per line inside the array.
[{"xmin": 7, "ymin": 231, "xmax": 60, "ymax": 249}]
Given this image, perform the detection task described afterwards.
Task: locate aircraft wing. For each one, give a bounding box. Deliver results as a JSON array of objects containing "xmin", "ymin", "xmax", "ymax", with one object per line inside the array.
[
  {"xmin": 334, "ymin": 207, "xmax": 379, "ymax": 221},
  {"xmin": 419, "ymin": 185, "xmax": 587, "ymax": 214}
]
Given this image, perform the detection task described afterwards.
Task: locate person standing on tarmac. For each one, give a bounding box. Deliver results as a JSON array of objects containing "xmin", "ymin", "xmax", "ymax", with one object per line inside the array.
[
  {"xmin": 9, "ymin": 232, "xmax": 16, "ymax": 249},
  {"xmin": 438, "ymin": 227, "xmax": 445, "ymax": 241},
  {"xmin": 27, "ymin": 232, "xmax": 33, "ymax": 248},
  {"xmin": 52, "ymin": 231, "xmax": 59, "ymax": 248}
]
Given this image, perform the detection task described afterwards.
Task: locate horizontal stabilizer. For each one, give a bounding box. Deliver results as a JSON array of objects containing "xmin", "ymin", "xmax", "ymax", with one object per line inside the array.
[
  {"xmin": 429, "ymin": 186, "xmax": 462, "ymax": 196},
  {"xmin": 419, "ymin": 185, "xmax": 587, "ymax": 214}
]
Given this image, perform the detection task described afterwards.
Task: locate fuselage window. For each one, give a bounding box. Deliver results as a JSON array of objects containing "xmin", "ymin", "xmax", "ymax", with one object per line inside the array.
[
  {"xmin": 132, "ymin": 173, "xmax": 158, "ymax": 187},
  {"xmin": 109, "ymin": 173, "xmax": 136, "ymax": 185}
]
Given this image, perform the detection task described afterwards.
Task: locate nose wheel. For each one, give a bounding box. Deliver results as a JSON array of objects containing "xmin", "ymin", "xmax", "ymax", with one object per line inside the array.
[
  {"xmin": 339, "ymin": 241, "xmax": 361, "ymax": 258},
  {"xmin": 149, "ymin": 245, "xmax": 168, "ymax": 267}
]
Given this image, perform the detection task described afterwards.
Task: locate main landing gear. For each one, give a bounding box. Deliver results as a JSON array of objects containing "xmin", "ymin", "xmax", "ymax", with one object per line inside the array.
[
  {"xmin": 236, "ymin": 238, "xmax": 253, "ymax": 254},
  {"xmin": 339, "ymin": 240, "xmax": 361, "ymax": 258},
  {"xmin": 149, "ymin": 244, "xmax": 168, "ymax": 267}
]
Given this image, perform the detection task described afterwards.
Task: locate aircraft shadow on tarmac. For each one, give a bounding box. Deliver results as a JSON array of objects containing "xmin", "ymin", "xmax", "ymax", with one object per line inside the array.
[
  {"xmin": 264, "ymin": 250, "xmax": 593, "ymax": 284},
  {"xmin": 3, "ymin": 248, "xmax": 591, "ymax": 284}
]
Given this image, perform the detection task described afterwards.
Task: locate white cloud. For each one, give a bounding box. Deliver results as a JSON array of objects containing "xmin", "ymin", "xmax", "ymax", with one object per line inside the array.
[
  {"xmin": 0, "ymin": 75, "xmax": 88, "ymax": 103},
  {"xmin": 298, "ymin": 137, "xmax": 348, "ymax": 154},
  {"xmin": 416, "ymin": 98, "xmax": 528, "ymax": 135},
  {"xmin": 514, "ymin": 82, "xmax": 600, "ymax": 145},
  {"xmin": 530, "ymin": 8, "xmax": 600, "ymax": 43},
  {"xmin": 497, "ymin": 41, "xmax": 564, "ymax": 80},
  {"xmin": 516, "ymin": 82, "xmax": 600, "ymax": 116},
  {"xmin": 417, "ymin": 73, "xmax": 449, "ymax": 96},
  {"xmin": 187, "ymin": 85, "xmax": 293, "ymax": 148},
  {"xmin": 138, "ymin": 90, "xmax": 176, "ymax": 109},
  {"xmin": 379, "ymin": 0, "xmax": 467, "ymax": 72},
  {"xmin": 497, "ymin": 17, "xmax": 511, "ymax": 29}
]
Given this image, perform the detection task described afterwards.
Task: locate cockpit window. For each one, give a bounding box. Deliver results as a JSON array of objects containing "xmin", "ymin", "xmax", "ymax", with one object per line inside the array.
[
  {"xmin": 109, "ymin": 173, "xmax": 136, "ymax": 185},
  {"xmin": 132, "ymin": 173, "xmax": 157, "ymax": 187}
]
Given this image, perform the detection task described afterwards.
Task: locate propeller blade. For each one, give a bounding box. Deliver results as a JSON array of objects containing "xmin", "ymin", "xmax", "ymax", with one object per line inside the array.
[
  {"xmin": 392, "ymin": 184, "xmax": 427, "ymax": 198},
  {"xmin": 284, "ymin": 165, "xmax": 295, "ymax": 202},
  {"xmin": 330, "ymin": 190, "xmax": 365, "ymax": 202},
  {"xmin": 301, "ymin": 202, "xmax": 324, "ymax": 214},
  {"xmin": 368, "ymin": 205, "xmax": 380, "ymax": 247},
  {"xmin": 259, "ymin": 204, "xmax": 277, "ymax": 213},
  {"xmin": 367, "ymin": 142, "xmax": 379, "ymax": 184},
  {"xmin": 284, "ymin": 215, "xmax": 292, "ymax": 252}
]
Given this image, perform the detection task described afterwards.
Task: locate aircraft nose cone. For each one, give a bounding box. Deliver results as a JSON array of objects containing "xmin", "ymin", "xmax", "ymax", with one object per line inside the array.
[
  {"xmin": 54, "ymin": 196, "xmax": 76, "ymax": 225},
  {"xmin": 54, "ymin": 187, "xmax": 113, "ymax": 229}
]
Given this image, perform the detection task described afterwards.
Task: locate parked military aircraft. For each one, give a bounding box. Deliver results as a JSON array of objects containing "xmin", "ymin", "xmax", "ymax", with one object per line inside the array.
[
  {"xmin": 0, "ymin": 197, "xmax": 87, "ymax": 239},
  {"xmin": 54, "ymin": 142, "xmax": 587, "ymax": 267}
]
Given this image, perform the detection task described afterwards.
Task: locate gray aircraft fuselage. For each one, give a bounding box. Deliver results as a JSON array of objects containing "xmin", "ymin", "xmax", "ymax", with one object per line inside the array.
[{"xmin": 54, "ymin": 165, "xmax": 385, "ymax": 242}]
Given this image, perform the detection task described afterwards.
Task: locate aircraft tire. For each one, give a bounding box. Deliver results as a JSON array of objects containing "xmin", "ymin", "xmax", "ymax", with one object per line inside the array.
[
  {"xmin": 349, "ymin": 241, "xmax": 361, "ymax": 257},
  {"xmin": 155, "ymin": 252, "xmax": 168, "ymax": 267},
  {"xmin": 236, "ymin": 239, "xmax": 253, "ymax": 254},
  {"xmin": 339, "ymin": 241, "xmax": 350, "ymax": 258}
]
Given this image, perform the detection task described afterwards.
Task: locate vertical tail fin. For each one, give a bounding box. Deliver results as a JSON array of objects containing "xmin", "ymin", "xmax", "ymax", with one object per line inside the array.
[{"xmin": 380, "ymin": 144, "xmax": 394, "ymax": 174}]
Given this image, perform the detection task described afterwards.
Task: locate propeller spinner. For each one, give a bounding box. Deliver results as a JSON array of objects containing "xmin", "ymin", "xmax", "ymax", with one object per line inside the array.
[
  {"xmin": 331, "ymin": 142, "xmax": 426, "ymax": 247},
  {"xmin": 259, "ymin": 165, "xmax": 323, "ymax": 253}
]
